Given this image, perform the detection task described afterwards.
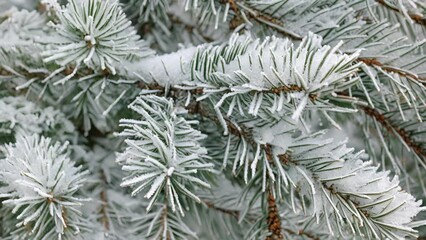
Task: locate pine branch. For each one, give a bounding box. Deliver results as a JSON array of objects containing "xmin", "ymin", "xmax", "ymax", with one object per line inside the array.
[
  {"xmin": 0, "ymin": 134, "xmax": 89, "ymax": 239},
  {"xmin": 130, "ymin": 36, "xmax": 422, "ymax": 238},
  {"xmin": 187, "ymin": 101, "xmax": 288, "ymax": 238},
  {"xmin": 3, "ymin": 1, "xmax": 426, "ymax": 239},
  {"xmin": 186, "ymin": 101, "xmax": 289, "ymax": 164},
  {"xmin": 194, "ymin": 101, "xmax": 422, "ymax": 238},
  {"xmin": 264, "ymin": 124, "xmax": 423, "ymax": 239},
  {"xmin": 42, "ymin": 0, "xmax": 151, "ymax": 77},
  {"xmin": 137, "ymin": 81, "xmax": 166, "ymax": 93},
  {"xmin": 189, "ymin": 102, "xmax": 423, "ymax": 238},
  {"xmin": 203, "ymin": 196, "xmax": 320, "ymax": 240},
  {"xmin": 222, "ymin": 0, "xmax": 302, "ymax": 40},
  {"xmin": 357, "ymin": 57, "xmax": 426, "ymax": 83},
  {"xmin": 118, "ymin": 95, "xmax": 214, "ymax": 214},
  {"xmin": 375, "ymin": 0, "xmax": 426, "ymax": 26},
  {"xmin": 361, "ymin": 106, "xmax": 426, "ymax": 159},
  {"xmin": 190, "ymin": 33, "xmax": 361, "ymax": 121}
]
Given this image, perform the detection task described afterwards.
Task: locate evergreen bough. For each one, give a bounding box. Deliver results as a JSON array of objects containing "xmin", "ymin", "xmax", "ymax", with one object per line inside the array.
[{"xmin": 0, "ymin": 0, "xmax": 426, "ymax": 239}]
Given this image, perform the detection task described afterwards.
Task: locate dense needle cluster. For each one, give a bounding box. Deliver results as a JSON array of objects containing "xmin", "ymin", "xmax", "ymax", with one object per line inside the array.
[{"xmin": 0, "ymin": 135, "xmax": 88, "ymax": 239}]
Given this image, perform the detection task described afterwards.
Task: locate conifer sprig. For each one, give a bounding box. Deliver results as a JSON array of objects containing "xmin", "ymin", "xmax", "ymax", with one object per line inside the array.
[
  {"xmin": 117, "ymin": 95, "xmax": 214, "ymax": 214},
  {"xmin": 0, "ymin": 134, "xmax": 88, "ymax": 239},
  {"xmin": 43, "ymin": 0, "xmax": 147, "ymax": 76}
]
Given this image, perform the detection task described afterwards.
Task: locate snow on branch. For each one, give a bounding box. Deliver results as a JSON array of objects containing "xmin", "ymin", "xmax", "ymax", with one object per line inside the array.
[
  {"xmin": 0, "ymin": 134, "xmax": 89, "ymax": 239},
  {"xmin": 43, "ymin": 0, "xmax": 151, "ymax": 77},
  {"xmin": 187, "ymin": 32, "xmax": 361, "ymax": 121},
  {"xmin": 372, "ymin": 0, "xmax": 426, "ymax": 27},
  {"xmin": 117, "ymin": 95, "xmax": 214, "ymax": 215},
  {"xmin": 191, "ymin": 102, "xmax": 424, "ymax": 238},
  {"xmin": 252, "ymin": 121, "xmax": 424, "ymax": 239}
]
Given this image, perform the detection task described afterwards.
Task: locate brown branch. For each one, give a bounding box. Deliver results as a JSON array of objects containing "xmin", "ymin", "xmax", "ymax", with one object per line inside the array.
[
  {"xmin": 186, "ymin": 101, "xmax": 289, "ymax": 239},
  {"xmin": 266, "ymin": 190, "xmax": 283, "ymax": 240},
  {"xmin": 357, "ymin": 57, "xmax": 426, "ymax": 83},
  {"xmin": 203, "ymin": 200, "xmax": 240, "ymax": 220},
  {"xmin": 99, "ymin": 170, "xmax": 110, "ymax": 231},
  {"xmin": 361, "ymin": 106, "xmax": 426, "ymax": 159},
  {"xmin": 159, "ymin": 205, "xmax": 172, "ymax": 240},
  {"xmin": 375, "ymin": 0, "xmax": 426, "ymax": 27},
  {"xmin": 203, "ymin": 197, "xmax": 319, "ymax": 240},
  {"xmin": 186, "ymin": 100, "xmax": 289, "ymax": 164},
  {"xmin": 0, "ymin": 64, "xmax": 98, "ymax": 83},
  {"xmin": 137, "ymin": 81, "xmax": 166, "ymax": 93},
  {"xmin": 224, "ymin": 0, "xmax": 245, "ymax": 30},
  {"xmin": 222, "ymin": 0, "xmax": 302, "ymax": 40},
  {"xmin": 227, "ymin": 0, "xmax": 240, "ymax": 14},
  {"xmin": 187, "ymin": 101, "xmax": 295, "ymax": 166},
  {"xmin": 245, "ymin": 8, "xmax": 302, "ymax": 40}
]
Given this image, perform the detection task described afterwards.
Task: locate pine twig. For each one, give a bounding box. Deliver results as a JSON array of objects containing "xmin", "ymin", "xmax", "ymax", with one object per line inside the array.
[
  {"xmin": 203, "ymin": 198, "xmax": 319, "ymax": 240},
  {"xmin": 161, "ymin": 205, "xmax": 172, "ymax": 240},
  {"xmin": 265, "ymin": 189, "xmax": 283, "ymax": 240},
  {"xmin": 222, "ymin": 0, "xmax": 302, "ymax": 40},
  {"xmin": 361, "ymin": 106, "xmax": 426, "ymax": 159},
  {"xmin": 186, "ymin": 102, "xmax": 286, "ymax": 239},
  {"xmin": 375, "ymin": 0, "xmax": 426, "ymax": 26},
  {"xmin": 238, "ymin": 3, "xmax": 302, "ymax": 40},
  {"xmin": 202, "ymin": 200, "xmax": 240, "ymax": 220},
  {"xmin": 99, "ymin": 170, "xmax": 110, "ymax": 231},
  {"xmin": 185, "ymin": 101, "xmax": 293, "ymax": 164},
  {"xmin": 357, "ymin": 57, "xmax": 426, "ymax": 83}
]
